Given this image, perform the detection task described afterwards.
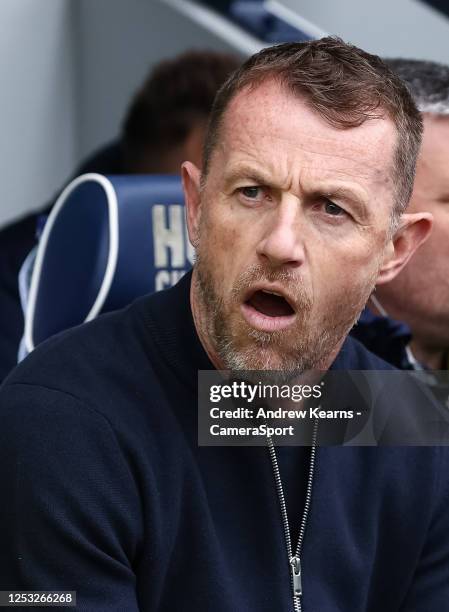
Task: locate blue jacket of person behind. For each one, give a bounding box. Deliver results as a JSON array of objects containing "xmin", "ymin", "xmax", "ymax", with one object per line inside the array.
[
  {"xmin": 351, "ymin": 306, "xmax": 413, "ymax": 370},
  {"xmin": 351, "ymin": 307, "xmax": 449, "ymax": 409}
]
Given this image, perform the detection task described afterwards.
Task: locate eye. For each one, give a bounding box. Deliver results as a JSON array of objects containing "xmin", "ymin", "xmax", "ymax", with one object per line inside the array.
[
  {"xmin": 236, "ymin": 185, "xmax": 269, "ymax": 205},
  {"xmin": 323, "ymin": 199, "xmax": 345, "ymax": 216},
  {"xmin": 239, "ymin": 186, "xmax": 263, "ymax": 200}
]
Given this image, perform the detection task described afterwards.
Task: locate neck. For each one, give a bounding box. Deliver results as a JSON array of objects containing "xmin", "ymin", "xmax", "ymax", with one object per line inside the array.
[{"xmin": 190, "ymin": 269, "xmax": 225, "ymax": 370}]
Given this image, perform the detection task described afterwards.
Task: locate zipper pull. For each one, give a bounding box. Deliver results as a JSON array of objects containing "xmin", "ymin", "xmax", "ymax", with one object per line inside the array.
[{"xmin": 290, "ymin": 556, "xmax": 302, "ymax": 597}]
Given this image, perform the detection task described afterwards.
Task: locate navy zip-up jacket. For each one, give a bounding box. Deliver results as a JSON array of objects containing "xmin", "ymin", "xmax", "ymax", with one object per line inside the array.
[{"xmin": 0, "ymin": 272, "xmax": 448, "ymax": 611}]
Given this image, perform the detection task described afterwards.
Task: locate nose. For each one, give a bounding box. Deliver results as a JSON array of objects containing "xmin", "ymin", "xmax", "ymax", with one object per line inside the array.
[{"xmin": 256, "ymin": 197, "xmax": 305, "ymax": 268}]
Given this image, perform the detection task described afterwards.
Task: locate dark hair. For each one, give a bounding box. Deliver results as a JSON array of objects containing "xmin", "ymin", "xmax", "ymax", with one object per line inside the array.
[
  {"xmin": 384, "ymin": 58, "xmax": 449, "ymax": 115},
  {"xmin": 203, "ymin": 37, "xmax": 423, "ymax": 218},
  {"xmin": 122, "ymin": 50, "xmax": 241, "ymax": 170}
]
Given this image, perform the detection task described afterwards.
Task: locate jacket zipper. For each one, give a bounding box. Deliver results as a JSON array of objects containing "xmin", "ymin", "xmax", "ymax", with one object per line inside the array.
[{"xmin": 267, "ymin": 419, "xmax": 318, "ymax": 612}]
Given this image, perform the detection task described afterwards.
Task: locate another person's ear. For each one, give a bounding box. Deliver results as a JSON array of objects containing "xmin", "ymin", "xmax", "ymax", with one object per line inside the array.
[
  {"xmin": 376, "ymin": 212, "xmax": 433, "ymax": 285},
  {"xmin": 181, "ymin": 161, "xmax": 202, "ymax": 248}
]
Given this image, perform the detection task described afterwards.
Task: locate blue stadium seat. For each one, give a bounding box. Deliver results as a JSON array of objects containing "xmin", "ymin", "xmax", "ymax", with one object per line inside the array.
[{"xmin": 22, "ymin": 173, "xmax": 192, "ymax": 356}]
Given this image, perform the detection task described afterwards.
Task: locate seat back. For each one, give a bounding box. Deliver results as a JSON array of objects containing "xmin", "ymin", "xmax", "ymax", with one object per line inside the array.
[{"xmin": 24, "ymin": 173, "xmax": 192, "ymax": 354}]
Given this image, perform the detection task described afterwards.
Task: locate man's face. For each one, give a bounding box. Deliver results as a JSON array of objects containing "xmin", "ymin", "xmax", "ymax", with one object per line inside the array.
[
  {"xmin": 379, "ymin": 115, "xmax": 449, "ymax": 347},
  {"xmin": 188, "ymin": 80, "xmax": 397, "ymax": 371}
]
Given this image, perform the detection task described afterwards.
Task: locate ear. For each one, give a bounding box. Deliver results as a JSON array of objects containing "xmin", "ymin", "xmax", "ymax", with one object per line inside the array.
[
  {"xmin": 376, "ymin": 212, "xmax": 433, "ymax": 285},
  {"xmin": 181, "ymin": 161, "xmax": 202, "ymax": 248}
]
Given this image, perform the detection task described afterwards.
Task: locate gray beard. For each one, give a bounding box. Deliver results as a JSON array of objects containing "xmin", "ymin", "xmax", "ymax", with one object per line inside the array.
[{"xmin": 193, "ymin": 252, "xmax": 374, "ymax": 374}]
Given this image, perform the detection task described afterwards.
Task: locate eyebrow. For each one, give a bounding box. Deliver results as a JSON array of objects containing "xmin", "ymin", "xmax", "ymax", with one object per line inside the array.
[
  {"xmin": 321, "ymin": 186, "xmax": 368, "ymax": 209},
  {"xmin": 222, "ymin": 164, "xmax": 372, "ymax": 221},
  {"xmin": 222, "ymin": 165, "xmax": 274, "ymax": 191}
]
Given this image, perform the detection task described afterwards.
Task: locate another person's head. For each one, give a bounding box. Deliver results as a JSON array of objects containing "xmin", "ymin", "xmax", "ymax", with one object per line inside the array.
[
  {"xmin": 374, "ymin": 59, "xmax": 449, "ymax": 369},
  {"xmin": 182, "ymin": 37, "xmax": 432, "ymax": 373},
  {"xmin": 122, "ymin": 50, "xmax": 241, "ymax": 173}
]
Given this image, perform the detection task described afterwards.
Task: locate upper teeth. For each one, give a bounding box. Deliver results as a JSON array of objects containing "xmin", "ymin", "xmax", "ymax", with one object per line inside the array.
[{"xmin": 262, "ymin": 290, "xmax": 283, "ymax": 297}]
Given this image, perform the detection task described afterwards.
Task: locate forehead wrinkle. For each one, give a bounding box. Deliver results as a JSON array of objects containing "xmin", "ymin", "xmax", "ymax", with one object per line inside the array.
[
  {"xmin": 227, "ymin": 89, "xmax": 393, "ymax": 149},
  {"xmin": 223, "ymin": 120, "xmax": 392, "ymax": 188},
  {"xmin": 220, "ymin": 145, "xmax": 385, "ymax": 205},
  {"xmin": 223, "ymin": 148, "xmax": 384, "ymax": 197},
  {"xmin": 231, "ymin": 122, "xmax": 388, "ymax": 154},
  {"xmin": 224, "ymin": 87, "xmax": 395, "ymax": 169},
  {"xmin": 296, "ymin": 163, "xmax": 387, "ymax": 187},
  {"xmin": 217, "ymin": 85, "xmax": 395, "ymax": 207}
]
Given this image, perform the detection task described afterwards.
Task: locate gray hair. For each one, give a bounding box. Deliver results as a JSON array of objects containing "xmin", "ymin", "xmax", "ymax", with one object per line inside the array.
[{"xmin": 384, "ymin": 58, "xmax": 449, "ymax": 115}]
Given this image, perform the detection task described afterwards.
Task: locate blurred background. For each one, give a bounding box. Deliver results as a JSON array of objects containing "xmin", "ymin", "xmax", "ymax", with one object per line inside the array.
[{"xmin": 0, "ymin": 0, "xmax": 448, "ymax": 228}]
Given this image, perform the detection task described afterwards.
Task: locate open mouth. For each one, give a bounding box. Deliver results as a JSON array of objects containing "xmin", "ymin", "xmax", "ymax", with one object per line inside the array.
[
  {"xmin": 246, "ymin": 290, "xmax": 295, "ymax": 317},
  {"xmin": 241, "ymin": 288, "xmax": 296, "ymax": 332}
]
